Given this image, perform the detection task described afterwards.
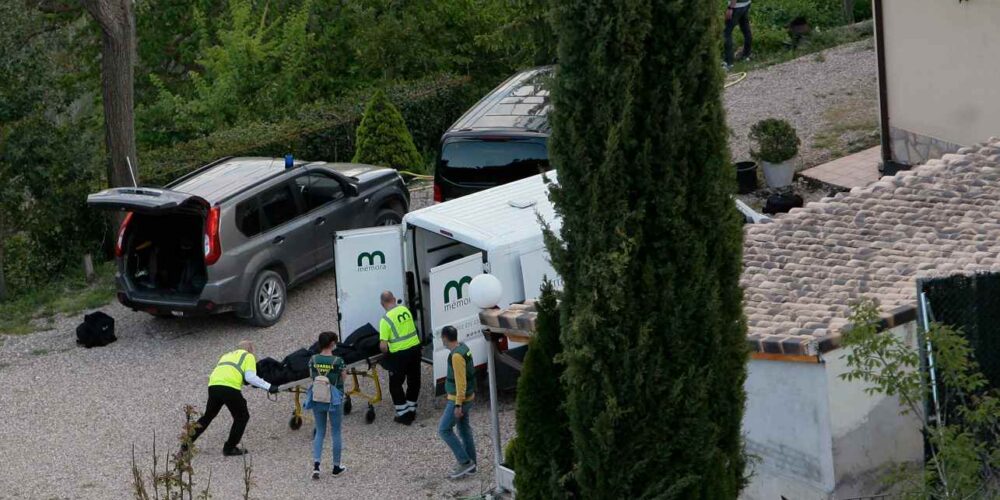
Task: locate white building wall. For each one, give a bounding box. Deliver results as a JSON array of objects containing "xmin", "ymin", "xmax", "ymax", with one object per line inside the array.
[
  {"xmin": 824, "ymin": 322, "xmax": 924, "ymax": 498},
  {"xmin": 741, "ymin": 358, "xmax": 835, "ymax": 500},
  {"xmin": 881, "ymin": 0, "xmax": 1000, "ymax": 164}
]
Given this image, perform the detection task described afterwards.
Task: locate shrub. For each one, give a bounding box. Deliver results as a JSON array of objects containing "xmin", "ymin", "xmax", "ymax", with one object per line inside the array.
[
  {"xmin": 509, "ymin": 282, "xmax": 573, "ymax": 498},
  {"xmin": 750, "ymin": 118, "xmax": 800, "ymax": 163},
  {"xmin": 352, "ymin": 89, "xmax": 424, "ymax": 172},
  {"xmin": 141, "ymin": 75, "xmax": 476, "ymax": 186},
  {"xmin": 548, "ymin": 0, "xmax": 748, "ymax": 497}
]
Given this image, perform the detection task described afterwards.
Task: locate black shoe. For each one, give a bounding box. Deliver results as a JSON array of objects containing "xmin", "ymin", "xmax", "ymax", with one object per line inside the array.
[
  {"xmin": 332, "ymin": 465, "xmax": 347, "ymax": 476},
  {"xmin": 223, "ymin": 447, "xmax": 247, "ymax": 456},
  {"xmin": 394, "ymin": 415, "xmax": 413, "ymax": 426}
]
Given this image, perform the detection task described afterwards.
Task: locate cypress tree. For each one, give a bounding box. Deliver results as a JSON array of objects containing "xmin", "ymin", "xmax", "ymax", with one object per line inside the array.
[
  {"xmin": 352, "ymin": 89, "xmax": 424, "ymax": 172},
  {"xmin": 545, "ymin": 0, "xmax": 748, "ymax": 498},
  {"xmin": 509, "ymin": 282, "xmax": 574, "ymax": 498}
]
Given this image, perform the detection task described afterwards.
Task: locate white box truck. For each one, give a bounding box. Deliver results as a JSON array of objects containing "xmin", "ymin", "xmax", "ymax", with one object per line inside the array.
[{"xmin": 332, "ymin": 171, "xmax": 767, "ymax": 384}]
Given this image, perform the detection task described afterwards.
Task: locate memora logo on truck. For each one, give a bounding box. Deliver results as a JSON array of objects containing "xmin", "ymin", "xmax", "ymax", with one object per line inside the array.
[
  {"xmin": 443, "ymin": 276, "xmax": 473, "ymax": 310},
  {"xmin": 357, "ymin": 251, "xmax": 387, "ymax": 272}
]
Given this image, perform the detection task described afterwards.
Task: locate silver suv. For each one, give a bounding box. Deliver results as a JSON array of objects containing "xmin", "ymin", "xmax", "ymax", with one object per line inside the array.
[{"xmin": 88, "ymin": 157, "xmax": 410, "ymax": 326}]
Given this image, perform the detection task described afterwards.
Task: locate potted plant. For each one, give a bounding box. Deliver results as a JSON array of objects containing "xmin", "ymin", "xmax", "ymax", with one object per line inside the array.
[{"xmin": 749, "ymin": 118, "xmax": 800, "ymax": 189}]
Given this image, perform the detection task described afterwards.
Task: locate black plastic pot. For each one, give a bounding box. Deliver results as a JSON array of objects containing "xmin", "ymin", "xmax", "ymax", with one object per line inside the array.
[
  {"xmin": 763, "ymin": 192, "xmax": 804, "ymax": 215},
  {"xmin": 735, "ymin": 161, "xmax": 758, "ymax": 194}
]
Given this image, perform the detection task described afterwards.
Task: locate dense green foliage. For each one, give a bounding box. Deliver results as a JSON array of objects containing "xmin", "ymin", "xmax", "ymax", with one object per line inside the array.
[
  {"xmin": 143, "ymin": 75, "xmax": 474, "ymax": 186},
  {"xmin": 0, "ymin": 0, "xmax": 551, "ymax": 307},
  {"xmin": 749, "ymin": 118, "xmax": 800, "ymax": 163},
  {"xmin": 842, "ymin": 300, "xmax": 1000, "ymax": 498},
  {"xmin": 545, "ymin": 0, "xmax": 747, "ymax": 497},
  {"xmin": 351, "ymin": 90, "xmax": 424, "ymax": 172},
  {"xmin": 508, "ymin": 283, "xmax": 573, "ymax": 498},
  {"xmin": 725, "ymin": 0, "xmax": 872, "ymax": 56}
]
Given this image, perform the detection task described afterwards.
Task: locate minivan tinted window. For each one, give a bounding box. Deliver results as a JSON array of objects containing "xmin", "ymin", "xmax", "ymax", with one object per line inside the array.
[
  {"xmin": 439, "ymin": 138, "xmax": 548, "ymax": 184},
  {"xmin": 260, "ymin": 184, "xmax": 300, "ymax": 229}
]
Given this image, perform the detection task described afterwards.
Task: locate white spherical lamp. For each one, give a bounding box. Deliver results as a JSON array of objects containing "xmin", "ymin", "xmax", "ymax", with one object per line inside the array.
[{"xmin": 470, "ymin": 274, "xmax": 503, "ymax": 309}]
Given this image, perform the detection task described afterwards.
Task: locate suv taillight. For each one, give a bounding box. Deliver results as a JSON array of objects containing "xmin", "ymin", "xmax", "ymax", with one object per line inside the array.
[
  {"xmin": 204, "ymin": 206, "xmax": 222, "ymax": 266},
  {"xmin": 433, "ymin": 182, "xmax": 443, "ymax": 204},
  {"xmin": 115, "ymin": 212, "xmax": 133, "ymax": 258}
]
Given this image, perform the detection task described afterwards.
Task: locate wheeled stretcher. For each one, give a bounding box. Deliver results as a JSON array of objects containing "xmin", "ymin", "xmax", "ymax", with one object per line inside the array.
[{"xmin": 272, "ymin": 353, "xmax": 385, "ymax": 430}]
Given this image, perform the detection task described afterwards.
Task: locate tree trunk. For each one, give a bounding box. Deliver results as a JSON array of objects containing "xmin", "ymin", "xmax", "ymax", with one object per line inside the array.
[
  {"xmin": 843, "ymin": 0, "xmax": 856, "ymax": 24},
  {"xmin": 0, "ymin": 210, "xmax": 7, "ymax": 302},
  {"xmin": 82, "ymin": 0, "xmax": 138, "ymax": 189}
]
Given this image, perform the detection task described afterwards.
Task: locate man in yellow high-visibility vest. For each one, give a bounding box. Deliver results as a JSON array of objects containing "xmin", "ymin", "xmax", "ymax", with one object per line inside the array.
[
  {"xmin": 379, "ymin": 290, "xmax": 422, "ymax": 425},
  {"xmin": 189, "ymin": 340, "xmax": 278, "ymax": 456}
]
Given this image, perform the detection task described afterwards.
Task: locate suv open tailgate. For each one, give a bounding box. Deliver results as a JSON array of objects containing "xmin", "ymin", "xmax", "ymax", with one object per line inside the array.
[{"xmin": 87, "ymin": 187, "xmax": 209, "ymax": 214}]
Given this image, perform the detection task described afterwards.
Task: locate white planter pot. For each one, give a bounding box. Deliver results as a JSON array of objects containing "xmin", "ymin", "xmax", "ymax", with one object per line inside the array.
[{"xmin": 761, "ymin": 160, "xmax": 795, "ymax": 189}]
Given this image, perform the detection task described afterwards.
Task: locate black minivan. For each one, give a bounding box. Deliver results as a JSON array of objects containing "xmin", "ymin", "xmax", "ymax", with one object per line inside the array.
[{"xmin": 434, "ymin": 66, "xmax": 553, "ymax": 202}]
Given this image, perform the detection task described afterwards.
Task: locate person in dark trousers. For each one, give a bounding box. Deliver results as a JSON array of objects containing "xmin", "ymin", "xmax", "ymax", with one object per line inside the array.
[
  {"xmin": 189, "ymin": 340, "xmax": 278, "ymax": 456},
  {"xmin": 378, "ymin": 290, "xmax": 422, "ymax": 425},
  {"xmin": 438, "ymin": 325, "xmax": 477, "ymax": 479},
  {"xmin": 724, "ymin": 0, "xmax": 752, "ymax": 70},
  {"xmin": 305, "ymin": 331, "xmax": 347, "ymax": 479}
]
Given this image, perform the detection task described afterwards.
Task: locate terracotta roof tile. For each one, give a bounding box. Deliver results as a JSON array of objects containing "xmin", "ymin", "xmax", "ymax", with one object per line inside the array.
[{"xmin": 742, "ymin": 140, "xmax": 1000, "ymax": 354}]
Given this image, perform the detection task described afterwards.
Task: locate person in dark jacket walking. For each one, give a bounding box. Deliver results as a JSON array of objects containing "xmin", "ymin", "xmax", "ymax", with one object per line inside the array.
[{"xmin": 724, "ymin": 0, "xmax": 753, "ymax": 70}]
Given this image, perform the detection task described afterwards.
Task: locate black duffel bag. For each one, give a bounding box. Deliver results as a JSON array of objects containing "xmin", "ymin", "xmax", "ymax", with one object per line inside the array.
[{"xmin": 76, "ymin": 311, "xmax": 117, "ymax": 348}]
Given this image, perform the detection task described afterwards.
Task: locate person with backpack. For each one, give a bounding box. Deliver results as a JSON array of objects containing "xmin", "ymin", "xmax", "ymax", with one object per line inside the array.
[
  {"xmin": 305, "ymin": 331, "xmax": 348, "ymax": 479},
  {"xmin": 438, "ymin": 325, "xmax": 477, "ymax": 479},
  {"xmin": 189, "ymin": 340, "xmax": 279, "ymax": 456}
]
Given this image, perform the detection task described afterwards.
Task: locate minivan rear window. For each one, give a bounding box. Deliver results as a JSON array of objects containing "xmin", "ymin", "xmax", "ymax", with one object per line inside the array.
[
  {"xmin": 235, "ymin": 198, "xmax": 262, "ymax": 237},
  {"xmin": 439, "ymin": 138, "xmax": 548, "ymax": 183}
]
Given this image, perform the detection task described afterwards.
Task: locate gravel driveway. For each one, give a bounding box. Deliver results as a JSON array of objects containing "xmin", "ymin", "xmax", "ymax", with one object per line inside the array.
[
  {"xmin": 0, "ymin": 185, "xmax": 517, "ymax": 500},
  {"xmin": 0, "ymin": 42, "xmax": 879, "ymax": 498},
  {"xmin": 725, "ymin": 39, "xmax": 877, "ymax": 170}
]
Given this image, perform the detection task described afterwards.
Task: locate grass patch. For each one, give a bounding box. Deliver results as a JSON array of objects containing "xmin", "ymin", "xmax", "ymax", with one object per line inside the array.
[
  {"xmin": 812, "ymin": 82, "xmax": 879, "ymax": 158},
  {"xmin": 0, "ymin": 261, "xmax": 116, "ymax": 335},
  {"xmin": 730, "ymin": 21, "xmax": 873, "ymax": 73},
  {"xmin": 30, "ymin": 348, "xmax": 49, "ymax": 356}
]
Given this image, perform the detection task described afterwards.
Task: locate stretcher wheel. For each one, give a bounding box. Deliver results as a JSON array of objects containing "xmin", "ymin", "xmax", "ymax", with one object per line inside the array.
[
  {"xmin": 343, "ymin": 396, "xmax": 352, "ymax": 415},
  {"xmin": 365, "ymin": 405, "xmax": 376, "ymax": 424},
  {"xmin": 289, "ymin": 415, "xmax": 303, "ymax": 430}
]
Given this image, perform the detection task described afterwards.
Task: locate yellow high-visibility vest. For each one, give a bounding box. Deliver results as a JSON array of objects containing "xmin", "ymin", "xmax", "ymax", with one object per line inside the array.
[
  {"xmin": 379, "ymin": 305, "xmax": 419, "ymax": 353},
  {"xmin": 207, "ymin": 349, "xmax": 257, "ymax": 390}
]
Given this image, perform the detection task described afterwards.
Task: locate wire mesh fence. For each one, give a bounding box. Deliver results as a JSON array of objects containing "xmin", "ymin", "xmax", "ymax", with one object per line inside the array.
[{"xmin": 919, "ymin": 272, "xmax": 1000, "ymax": 393}]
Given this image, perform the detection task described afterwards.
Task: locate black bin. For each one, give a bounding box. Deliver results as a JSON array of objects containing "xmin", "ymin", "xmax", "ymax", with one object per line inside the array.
[{"xmin": 735, "ymin": 161, "xmax": 758, "ymax": 194}]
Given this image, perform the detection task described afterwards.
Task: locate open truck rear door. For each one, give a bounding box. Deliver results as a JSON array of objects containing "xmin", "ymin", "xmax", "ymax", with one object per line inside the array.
[
  {"xmin": 334, "ymin": 226, "xmax": 406, "ymax": 344},
  {"xmin": 428, "ymin": 253, "xmax": 486, "ymax": 381}
]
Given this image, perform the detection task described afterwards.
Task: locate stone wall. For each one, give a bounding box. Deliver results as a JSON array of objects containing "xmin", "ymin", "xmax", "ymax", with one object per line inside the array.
[{"xmin": 889, "ymin": 126, "xmax": 963, "ymax": 166}]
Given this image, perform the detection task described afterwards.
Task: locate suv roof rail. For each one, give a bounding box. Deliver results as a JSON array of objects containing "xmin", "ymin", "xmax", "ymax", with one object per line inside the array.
[
  {"xmin": 213, "ymin": 160, "xmax": 322, "ymax": 205},
  {"xmin": 165, "ymin": 156, "xmax": 235, "ymax": 188}
]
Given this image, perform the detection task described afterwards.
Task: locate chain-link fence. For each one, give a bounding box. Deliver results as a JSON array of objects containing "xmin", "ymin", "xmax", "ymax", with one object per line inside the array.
[{"xmin": 919, "ymin": 272, "xmax": 1000, "ymax": 393}]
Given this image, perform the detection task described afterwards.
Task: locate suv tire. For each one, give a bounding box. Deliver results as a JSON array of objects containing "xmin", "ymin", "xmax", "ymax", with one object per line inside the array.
[
  {"xmin": 374, "ymin": 208, "xmax": 403, "ymax": 226},
  {"xmin": 249, "ymin": 270, "xmax": 286, "ymax": 327}
]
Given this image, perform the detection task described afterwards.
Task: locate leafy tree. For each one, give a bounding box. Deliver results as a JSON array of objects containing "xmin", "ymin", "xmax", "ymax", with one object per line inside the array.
[
  {"xmin": 544, "ymin": 0, "xmax": 747, "ymax": 497},
  {"xmin": 508, "ymin": 282, "xmax": 574, "ymax": 498},
  {"xmin": 842, "ymin": 299, "xmax": 1000, "ymax": 498},
  {"xmin": 351, "ymin": 90, "xmax": 424, "ymax": 172}
]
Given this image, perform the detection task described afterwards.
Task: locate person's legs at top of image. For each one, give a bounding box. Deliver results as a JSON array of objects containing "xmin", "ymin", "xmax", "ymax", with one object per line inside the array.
[
  {"xmin": 403, "ymin": 346, "xmax": 421, "ymax": 421},
  {"xmin": 723, "ymin": 5, "xmax": 738, "ymax": 68},
  {"xmin": 438, "ymin": 399, "xmax": 475, "ymax": 479},
  {"xmin": 311, "ymin": 407, "xmax": 328, "ymax": 479},
  {"xmin": 737, "ymin": 4, "xmax": 752, "ymax": 61},
  {"xmin": 221, "ymin": 389, "xmax": 250, "ymax": 455},
  {"xmin": 455, "ymin": 401, "xmax": 477, "ymax": 469},
  {"xmin": 329, "ymin": 405, "xmax": 346, "ymax": 475}
]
